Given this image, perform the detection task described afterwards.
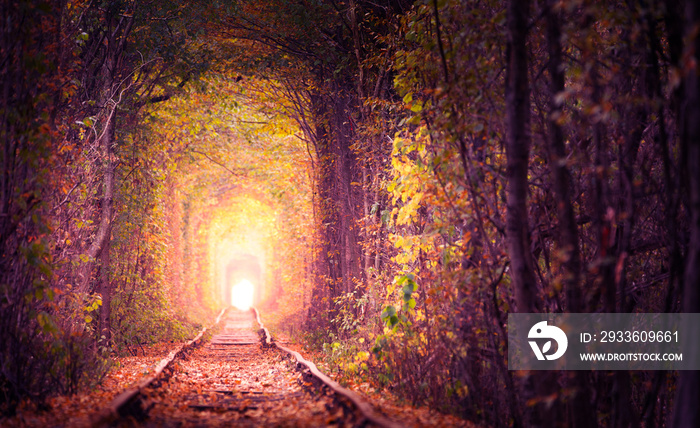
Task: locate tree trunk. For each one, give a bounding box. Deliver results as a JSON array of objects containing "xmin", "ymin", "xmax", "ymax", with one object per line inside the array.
[
  {"xmin": 309, "ymin": 90, "xmax": 339, "ymax": 322},
  {"xmin": 362, "ymin": 165, "xmax": 371, "ymax": 284},
  {"xmin": 505, "ymin": 0, "xmax": 538, "ymax": 314},
  {"xmin": 545, "ymin": 3, "xmax": 595, "ymax": 426},
  {"xmin": 545, "ymin": 0, "xmax": 582, "ymax": 314},
  {"xmin": 98, "ymin": 227, "xmax": 112, "ymax": 346},
  {"xmin": 507, "ymin": 2, "xmax": 564, "ymax": 426},
  {"xmin": 78, "ymin": 12, "xmax": 134, "ymax": 294},
  {"xmin": 672, "ymin": 1, "xmax": 700, "ymax": 426},
  {"xmin": 79, "ymin": 100, "xmax": 115, "ymax": 294}
]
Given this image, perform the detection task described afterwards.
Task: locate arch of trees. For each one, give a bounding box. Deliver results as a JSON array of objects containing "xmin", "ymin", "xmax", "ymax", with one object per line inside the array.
[{"xmin": 1, "ymin": 0, "xmax": 699, "ymax": 426}]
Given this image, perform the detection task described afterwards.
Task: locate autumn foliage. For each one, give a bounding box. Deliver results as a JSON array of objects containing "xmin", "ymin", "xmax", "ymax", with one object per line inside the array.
[{"xmin": 1, "ymin": 0, "xmax": 700, "ymax": 426}]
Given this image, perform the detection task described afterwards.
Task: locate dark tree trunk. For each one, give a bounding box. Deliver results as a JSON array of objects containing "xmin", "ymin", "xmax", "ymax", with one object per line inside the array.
[
  {"xmin": 309, "ymin": 90, "xmax": 340, "ymax": 323},
  {"xmin": 672, "ymin": 1, "xmax": 700, "ymax": 426},
  {"xmin": 545, "ymin": 3, "xmax": 595, "ymax": 427},
  {"xmin": 505, "ymin": 0, "xmax": 538, "ymax": 314},
  {"xmin": 545, "ymin": 0, "xmax": 583, "ymax": 313},
  {"xmin": 506, "ymin": 2, "xmax": 565, "ymax": 427}
]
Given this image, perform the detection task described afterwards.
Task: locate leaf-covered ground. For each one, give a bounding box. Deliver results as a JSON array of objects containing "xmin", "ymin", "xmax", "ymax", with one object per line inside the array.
[
  {"xmin": 138, "ymin": 343, "xmax": 353, "ymax": 427},
  {"xmin": 2, "ymin": 339, "xmax": 476, "ymax": 427},
  {"xmin": 0, "ymin": 342, "xmax": 186, "ymax": 427},
  {"xmin": 279, "ymin": 341, "xmax": 477, "ymax": 428}
]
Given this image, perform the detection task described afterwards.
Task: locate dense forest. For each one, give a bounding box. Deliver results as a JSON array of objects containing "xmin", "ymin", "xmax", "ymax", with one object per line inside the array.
[{"xmin": 1, "ymin": 0, "xmax": 699, "ymax": 426}]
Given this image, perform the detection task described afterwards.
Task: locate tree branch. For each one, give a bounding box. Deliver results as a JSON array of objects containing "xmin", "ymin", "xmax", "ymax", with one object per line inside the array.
[
  {"xmin": 190, "ymin": 149, "xmax": 244, "ymax": 177},
  {"xmin": 52, "ymin": 181, "xmax": 82, "ymax": 212}
]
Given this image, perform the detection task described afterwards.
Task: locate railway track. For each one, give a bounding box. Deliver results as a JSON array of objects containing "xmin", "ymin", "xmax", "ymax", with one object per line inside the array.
[{"xmin": 93, "ymin": 308, "xmax": 399, "ymax": 427}]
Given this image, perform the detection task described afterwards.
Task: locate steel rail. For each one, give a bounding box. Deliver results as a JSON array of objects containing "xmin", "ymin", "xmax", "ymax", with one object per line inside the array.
[
  {"xmin": 92, "ymin": 307, "xmax": 228, "ymax": 426},
  {"xmin": 251, "ymin": 307, "xmax": 401, "ymax": 428}
]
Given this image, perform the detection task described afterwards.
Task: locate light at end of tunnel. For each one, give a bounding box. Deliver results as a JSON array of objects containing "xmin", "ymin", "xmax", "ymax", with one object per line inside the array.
[{"xmin": 231, "ymin": 279, "xmax": 255, "ymax": 310}]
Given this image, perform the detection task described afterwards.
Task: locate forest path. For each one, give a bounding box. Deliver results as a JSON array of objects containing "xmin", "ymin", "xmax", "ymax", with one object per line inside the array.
[{"xmin": 131, "ymin": 309, "xmax": 360, "ymax": 426}]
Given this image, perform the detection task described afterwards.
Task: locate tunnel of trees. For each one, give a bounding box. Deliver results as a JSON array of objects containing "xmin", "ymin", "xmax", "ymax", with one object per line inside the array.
[
  {"xmin": 1, "ymin": 0, "xmax": 699, "ymax": 426},
  {"xmin": 225, "ymin": 254, "xmax": 261, "ymax": 307}
]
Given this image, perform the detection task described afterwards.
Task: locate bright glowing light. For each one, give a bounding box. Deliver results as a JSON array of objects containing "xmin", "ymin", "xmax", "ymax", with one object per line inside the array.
[{"xmin": 231, "ymin": 279, "xmax": 255, "ymax": 310}]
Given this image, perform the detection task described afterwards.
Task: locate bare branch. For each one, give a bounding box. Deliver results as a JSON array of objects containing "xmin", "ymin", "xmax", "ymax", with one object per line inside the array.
[{"xmin": 190, "ymin": 149, "xmax": 245, "ymax": 177}]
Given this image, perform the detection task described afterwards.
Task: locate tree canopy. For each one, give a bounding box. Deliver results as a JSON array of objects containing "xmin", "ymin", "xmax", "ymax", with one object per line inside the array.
[{"xmin": 1, "ymin": 0, "xmax": 699, "ymax": 426}]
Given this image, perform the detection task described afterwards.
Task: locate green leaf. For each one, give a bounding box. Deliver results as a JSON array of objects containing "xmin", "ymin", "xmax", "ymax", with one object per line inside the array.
[
  {"xmin": 398, "ymin": 273, "xmax": 418, "ymax": 303},
  {"xmin": 397, "ymin": 272, "xmax": 414, "ymax": 286},
  {"xmin": 389, "ymin": 315, "xmax": 399, "ymax": 327},
  {"xmin": 403, "ymin": 282, "xmax": 414, "ymax": 300},
  {"xmin": 381, "ymin": 305, "xmax": 396, "ymax": 321},
  {"xmin": 381, "ymin": 305, "xmax": 400, "ymax": 327}
]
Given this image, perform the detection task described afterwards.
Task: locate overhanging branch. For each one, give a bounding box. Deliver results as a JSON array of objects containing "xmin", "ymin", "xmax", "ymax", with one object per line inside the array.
[{"xmin": 190, "ymin": 149, "xmax": 245, "ymax": 177}]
